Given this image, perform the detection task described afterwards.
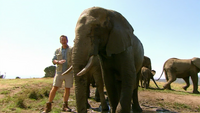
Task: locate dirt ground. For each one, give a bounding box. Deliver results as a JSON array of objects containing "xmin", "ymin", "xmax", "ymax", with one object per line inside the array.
[
  {"xmin": 138, "ymin": 90, "xmax": 200, "ymax": 113},
  {"xmin": 85, "ymin": 86, "xmax": 200, "ymax": 113}
]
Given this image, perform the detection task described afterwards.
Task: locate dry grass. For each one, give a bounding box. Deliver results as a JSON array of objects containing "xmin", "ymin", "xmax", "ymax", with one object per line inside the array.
[{"xmin": 0, "ymin": 78, "xmax": 200, "ymax": 113}]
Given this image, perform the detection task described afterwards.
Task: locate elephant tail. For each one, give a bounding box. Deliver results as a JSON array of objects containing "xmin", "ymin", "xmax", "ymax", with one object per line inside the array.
[{"xmin": 156, "ymin": 69, "xmax": 164, "ymax": 81}]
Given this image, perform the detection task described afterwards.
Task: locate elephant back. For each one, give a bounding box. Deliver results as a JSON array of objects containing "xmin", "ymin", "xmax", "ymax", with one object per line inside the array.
[
  {"xmin": 142, "ymin": 56, "xmax": 152, "ymax": 70},
  {"xmin": 191, "ymin": 57, "xmax": 200, "ymax": 70}
]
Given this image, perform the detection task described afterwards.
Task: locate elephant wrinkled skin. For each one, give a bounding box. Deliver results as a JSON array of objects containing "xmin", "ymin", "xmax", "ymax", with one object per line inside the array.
[
  {"xmin": 157, "ymin": 57, "xmax": 200, "ymax": 93},
  {"xmin": 72, "ymin": 7, "xmax": 144, "ymax": 113}
]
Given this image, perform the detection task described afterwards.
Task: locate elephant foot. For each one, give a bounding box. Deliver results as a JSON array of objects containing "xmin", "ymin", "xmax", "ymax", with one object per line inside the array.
[
  {"xmin": 87, "ymin": 102, "xmax": 91, "ymax": 109},
  {"xmin": 163, "ymin": 85, "xmax": 171, "ymax": 90},
  {"xmin": 182, "ymin": 86, "xmax": 188, "ymax": 91},
  {"xmin": 95, "ymin": 97, "xmax": 100, "ymax": 102},
  {"xmin": 100, "ymin": 101, "xmax": 109, "ymax": 111},
  {"xmin": 193, "ymin": 90, "xmax": 199, "ymax": 94},
  {"xmin": 101, "ymin": 105, "xmax": 109, "ymax": 111},
  {"xmin": 132, "ymin": 104, "xmax": 142, "ymax": 112}
]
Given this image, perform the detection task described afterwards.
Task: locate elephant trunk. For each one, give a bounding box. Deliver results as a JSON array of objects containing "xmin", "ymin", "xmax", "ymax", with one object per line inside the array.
[
  {"xmin": 72, "ymin": 42, "xmax": 90, "ymax": 113},
  {"xmin": 72, "ymin": 34, "xmax": 99, "ymax": 112},
  {"xmin": 152, "ymin": 77, "xmax": 160, "ymax": 89}
]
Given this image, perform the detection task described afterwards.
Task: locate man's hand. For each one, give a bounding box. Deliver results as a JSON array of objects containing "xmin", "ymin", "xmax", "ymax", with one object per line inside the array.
[{"xmin": 58, "ymin": 59, "xmax": 66, "ymax": 64}]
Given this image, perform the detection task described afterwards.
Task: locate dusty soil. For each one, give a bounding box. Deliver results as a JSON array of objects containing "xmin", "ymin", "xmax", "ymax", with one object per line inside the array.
[
  {"xmin": 138, "ymin": 89, "xmax": 200, "ymax": 113},
  {"xmin": 85, "ymin": 87, "xmax": 200, "ymax": 113}
]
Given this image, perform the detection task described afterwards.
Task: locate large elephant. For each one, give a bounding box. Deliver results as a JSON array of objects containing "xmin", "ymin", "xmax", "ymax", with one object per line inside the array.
[
  {"xmin": 71, "ymin": 7, "xmax": 144, "ymax": 113},
  {"xmin": 157, "ymin": 57, "xmax": 200, "ymax": 93},
  {"xmin": 62, "ymin": 48, "xmax": 109, "ymax": 111},
  {"xmin": 140, "ymin": 67, "xmax": 159, "ymax": 89}
]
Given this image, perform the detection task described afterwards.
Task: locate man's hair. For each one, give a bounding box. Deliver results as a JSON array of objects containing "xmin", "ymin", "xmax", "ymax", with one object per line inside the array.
[{"xmin": 60, "ymin": 35, "xmax": 68, "ymax": 41}]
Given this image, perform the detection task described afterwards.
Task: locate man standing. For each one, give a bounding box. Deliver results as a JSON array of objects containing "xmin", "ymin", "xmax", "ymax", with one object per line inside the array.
[{"xmin": 43, "ymin": 35, "xmax": 73, "ymax": 113}]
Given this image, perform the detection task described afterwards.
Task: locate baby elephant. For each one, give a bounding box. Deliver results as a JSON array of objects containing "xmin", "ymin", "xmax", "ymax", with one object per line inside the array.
[{"xmin": 140, "ymin": 67, "xmax": 159, "ymax": 89}]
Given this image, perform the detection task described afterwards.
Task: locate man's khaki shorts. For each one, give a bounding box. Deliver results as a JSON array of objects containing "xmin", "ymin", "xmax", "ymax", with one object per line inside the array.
[{"xmin": 53, "ymin": 72, "xmax": 73, "ymax": 88}]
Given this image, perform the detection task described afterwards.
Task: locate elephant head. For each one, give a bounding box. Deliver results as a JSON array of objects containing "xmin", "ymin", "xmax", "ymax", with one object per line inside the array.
[{"xmin": 72, "ymin": 7, "xmax": 144, "ymax": 112}]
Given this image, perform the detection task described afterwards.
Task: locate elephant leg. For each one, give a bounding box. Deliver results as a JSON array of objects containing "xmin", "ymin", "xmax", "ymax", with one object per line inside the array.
[
  {"xmin": 96, "ymin": 86, "xmax": 109, "ymax": 111},
  {"xmin": 95, "ymin": 88, "xmax": 100, "ymax": 102},
  {"xmin": 93, "ymin": 72, "xmax": 109, "ymax": 111},
  {"xmin": 86, "ymin": 77, "xmax": 91, "ymax": 108},
  {"xmin": 139, "ymin": 75, "xmax": 143, "ymax": 88},
  {"xmin": 163, "ymin": 71, "xmax": 176, "ymax": 90},
  {"xmin": 87, "ymin": 82, "xmax": 90, "ymax": 98},
  {"xmin": 140, "ymin": 73, "xmax": 144, "ymax": 88},
  {"xmin": 182, "ymin": 76, "xmax": 190, "ymax": 91},
  {"xmin": 147, "ymin": 77, "xmax": 150, "ymax": 89},
  {"xmin": 144, "ymin": 78, "xmax": 148, "ymax": 89},
  {"xmin": 116, "ymin": 70, "xmax": 134, "ymax": 113},
  {"xmin": 141, "ymin": 77, "xmax": 144, "ymax": 88},
  {"xmin": 190, "ymin": 73, "xmax": 199, "ymax": 94},
  {"xmin": 103, "ymin": 68, "xmax": 119, "ymax": 112},
  {"xmin": 132, "ymin": 72, "xmax": 142, "ymax": 112}
]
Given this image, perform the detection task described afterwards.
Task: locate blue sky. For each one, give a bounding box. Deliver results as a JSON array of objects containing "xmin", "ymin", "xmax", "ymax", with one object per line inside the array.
[{"xmin": 0, "ymin": 0, "xmax": 199, "ymax": 79}]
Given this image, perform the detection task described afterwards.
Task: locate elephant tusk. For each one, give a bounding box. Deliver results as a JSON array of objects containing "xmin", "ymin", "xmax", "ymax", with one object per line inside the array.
[
  {"xmin": 62, "ymin": 66, "xmax": 73, "ymax": 75},
  {"xmin": 77, "ymin": 55, "xmax": 94, "ymax": 76}
]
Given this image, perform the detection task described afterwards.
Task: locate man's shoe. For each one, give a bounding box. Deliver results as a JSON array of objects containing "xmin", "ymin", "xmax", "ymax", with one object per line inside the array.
[
  {"xmin": 62, "ymin": 102, "xmax": 71, "ymax": 112},
  {"xmin": 42, "ymin": 102, "xmax": 52, "ymax": 113}
]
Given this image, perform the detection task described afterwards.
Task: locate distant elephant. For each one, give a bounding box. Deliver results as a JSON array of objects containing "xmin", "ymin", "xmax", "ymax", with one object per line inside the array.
[
  {"xmin": 15, "ymin": 76, "xmax": 21, "ymax": 79},
  {"xmin": 62, "ymin": 49, "xmax": 109, "ymax": 111},
  {"xmin": 140, "ymin": 67, "xmax": 159, "ymax": 89},
  {"xmin": 140, "ymin": 56, "xmax": 159, "ymax": 89},
  {"xmin": 0, "ymin": 74, "xmax": 5, "ymax": 79},
  {"xmin": 68, "ymin": 7, "xmax": 144, "ymax": 113},
  {"xmin": 157, "ymin": 57, "xmax": 200, "ymax": 93},
  {"xmin": 142, "ymin": 56, "xmax": 152, "ymax": 70}
]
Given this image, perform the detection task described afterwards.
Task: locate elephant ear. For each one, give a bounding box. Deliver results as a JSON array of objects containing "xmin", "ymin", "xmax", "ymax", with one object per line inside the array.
[
  {"xmin": 151, "ymin": 70, "xmax": 156, "ymax": 76},
  {"xmin": 191, "ymin": 57, "xmax": 200, "ymax": 69},
  {"xmin": 106, "ymin": 16, "xmax": 133, "ymax": 56}
]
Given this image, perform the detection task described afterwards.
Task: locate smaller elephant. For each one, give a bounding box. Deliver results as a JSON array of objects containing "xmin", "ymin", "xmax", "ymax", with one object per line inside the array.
[
  {"xmin": 140, "ymin": 56, "xmax": 159, "ymax": 89},
  {"xmin": 140, "ymin": 67, "xmax": 159, "ymax": 89},
  {"xmin": 157, "ymin": 57, "xmax": 200, "ymax": 94}
]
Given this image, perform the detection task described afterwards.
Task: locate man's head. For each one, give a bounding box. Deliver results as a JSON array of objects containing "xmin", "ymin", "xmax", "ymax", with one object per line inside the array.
[{"xmin": 60, "ymin": 35, "xmax": 68, "ymax": 47}]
